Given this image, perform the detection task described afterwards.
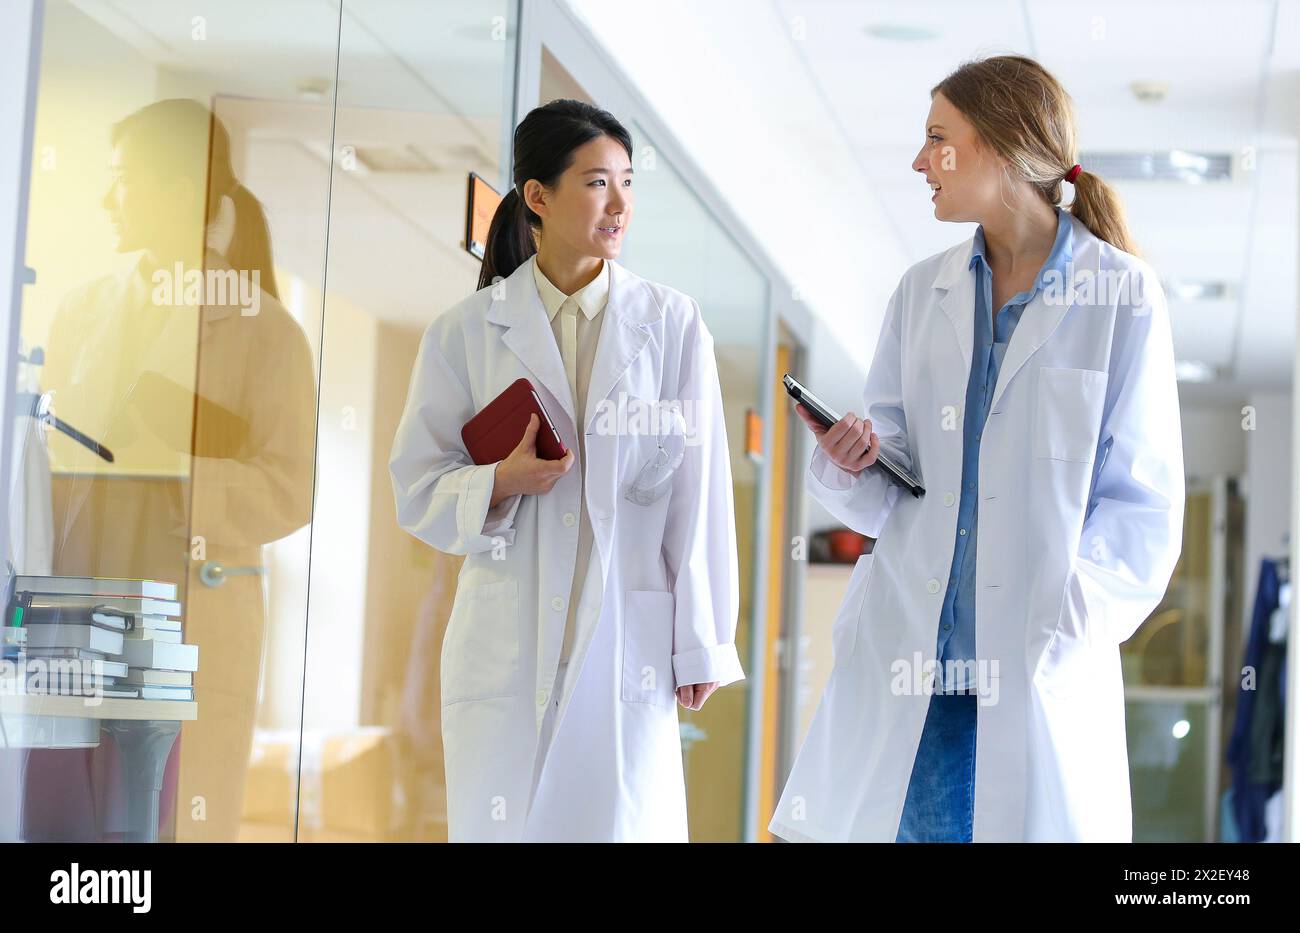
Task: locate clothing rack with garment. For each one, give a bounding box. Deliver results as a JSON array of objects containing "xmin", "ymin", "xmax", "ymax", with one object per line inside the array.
[
  {"xmin": 1224, "ymin": 553, "xmax": 1288, "ymax": 842},
  {"xmin": 7, "ymin": 345, "xmax": 113, "ymax": 580}
]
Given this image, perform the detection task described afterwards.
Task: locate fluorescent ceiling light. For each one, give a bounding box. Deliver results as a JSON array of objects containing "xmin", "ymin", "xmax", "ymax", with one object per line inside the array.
[
  {"xmin": 1163, "ymin": 279, "xmax": 1234, "ymax": 301},
  {"xmin": 1078, "ymin": 151, "xmax": 1232, "ymax": 183},
  {"xmin": 1174, "ymin": 359, "xmax": 1217, "ymax": 382}
]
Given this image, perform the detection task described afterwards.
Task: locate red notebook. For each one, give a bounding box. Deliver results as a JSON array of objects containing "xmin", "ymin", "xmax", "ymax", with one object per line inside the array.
[{"xmin": 461, "ymin": 378, "xmax": 568, "ymax": 464}]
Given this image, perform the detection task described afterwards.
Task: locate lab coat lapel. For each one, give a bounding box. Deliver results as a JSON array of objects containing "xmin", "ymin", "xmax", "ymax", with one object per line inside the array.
[
  {"xmin": 486, "ymin": 256, "xmax": 577, "ymax": 429},
  {"xmin": 934, "ymin": 241, "xmax": 975, "ymax": 381},
  {"xmin": 582, "ymin": 260, "xmax": 657, "ymax": 435},
  {"xmin": 990, "ymin": 216, "xmax": 1099, "ymax": 411},
  {"xmin": 933, "ymin": 217, "xmax": 1101, "ymax": 413}
]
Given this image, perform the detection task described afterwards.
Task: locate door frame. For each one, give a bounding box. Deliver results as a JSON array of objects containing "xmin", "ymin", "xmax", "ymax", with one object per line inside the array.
[{"xmin": 0, "ymin": 0, "xmax": 44, "ymax": 578}]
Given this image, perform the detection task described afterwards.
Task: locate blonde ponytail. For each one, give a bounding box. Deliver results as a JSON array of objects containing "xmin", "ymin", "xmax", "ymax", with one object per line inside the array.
[{"xmin": 1067, "ymin": 168, "xmax": 1138, "ymax": 256}]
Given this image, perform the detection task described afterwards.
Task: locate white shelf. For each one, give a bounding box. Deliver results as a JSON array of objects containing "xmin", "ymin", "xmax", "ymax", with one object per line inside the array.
[{"xmin": 0, "ymin": 692, "xmax": 197, "ymax": 720}]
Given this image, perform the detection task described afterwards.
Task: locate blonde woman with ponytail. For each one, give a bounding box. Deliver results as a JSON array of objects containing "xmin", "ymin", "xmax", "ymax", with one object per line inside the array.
[{"xmin": 772, "ymin": 55, "xmax": 1184, "ymax": 842}]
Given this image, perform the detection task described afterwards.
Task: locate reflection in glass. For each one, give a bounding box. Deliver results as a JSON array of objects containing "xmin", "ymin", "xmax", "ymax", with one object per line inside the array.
[
  {"xmin": 293, "ymin": 0, "xmax": 515, "ymax": 842},
  {"xmin": 3, "ymin": 0, "xmax": 335, "ymax": 842}
]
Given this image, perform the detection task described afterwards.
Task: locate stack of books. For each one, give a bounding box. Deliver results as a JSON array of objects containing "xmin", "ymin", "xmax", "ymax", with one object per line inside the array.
[{"xmin": 6, "ymin": 575, "xmax": 198, "ymax": 702}]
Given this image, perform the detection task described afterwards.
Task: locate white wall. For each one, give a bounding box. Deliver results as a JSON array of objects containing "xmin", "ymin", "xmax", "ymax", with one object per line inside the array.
[
  {"xmin": 564, "ymin": 0, "xmax": 908, "ymax": 374},
  {"xmin": 301, "ymin": 295, "xmax": 377, "ymax": 732},
  {"xmin": 1182, "ymin": 402, "xmax": 1248, "ymax": 480}
]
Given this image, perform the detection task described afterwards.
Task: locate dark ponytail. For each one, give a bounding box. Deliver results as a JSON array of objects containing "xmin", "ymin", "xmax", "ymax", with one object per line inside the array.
[
  {"xmin": 477, "ymin": 99, "xmax": 633, "ymax": 290},
  {"xmin": 477, "ymin": 188, "xmax": 536, "ymax": 289}
]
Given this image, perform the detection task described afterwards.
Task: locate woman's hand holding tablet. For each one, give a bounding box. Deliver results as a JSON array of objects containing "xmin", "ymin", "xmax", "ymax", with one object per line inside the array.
[
  {"xmin": 784, "ymin": 372, "xmax": 924, "ymax": 495},
  {"xmin": 794, "ymin": 405, "xmax": 881, "ymax": 476},
  {"xmin": 489, "ymin": 413, "xmax": 575, "ymax": 507}
]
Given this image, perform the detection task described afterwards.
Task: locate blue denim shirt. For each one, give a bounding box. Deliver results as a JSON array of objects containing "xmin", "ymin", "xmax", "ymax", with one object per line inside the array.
[{"xmin": 937, "ymin": 207, "xmax": 1073, "ymax": 691}]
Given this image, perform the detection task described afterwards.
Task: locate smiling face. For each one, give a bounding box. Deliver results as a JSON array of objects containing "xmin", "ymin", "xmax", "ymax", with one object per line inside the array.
[
  {"xmin": 911, "ymin": 91, "xmax": 1006, "ymax": 223},
  {"xmin": 524, "ymin": 134, "xmax": 634, "ymax": 263}
]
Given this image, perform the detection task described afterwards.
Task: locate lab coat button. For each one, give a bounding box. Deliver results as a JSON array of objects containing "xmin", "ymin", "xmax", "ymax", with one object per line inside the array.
[
  {"xmin": 562, "ymin": 512, "xmax": 576, "ymax": 527},
  {"xmin": 551, "ymin": 597, "xmax": 564, "ymax": 611},
  {"xmin": 536, "ymin": 690, "xmax": 548, "ymax": 707},
  {"xmin": 943, "ymin": 492, "xmax": 955, "ymax": 507},
  {"xmin": 926, "ymin": 579, "xmax": 940, "ymax": 594}
]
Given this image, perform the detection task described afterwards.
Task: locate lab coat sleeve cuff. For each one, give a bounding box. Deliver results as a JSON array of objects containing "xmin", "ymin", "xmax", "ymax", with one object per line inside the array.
[
  {"xmin": 805, "ymin": 447, "xmax": 897, "ymax": 538},
  {"xmin": 673, "ymin": 642, "xmax": 745, "ymax": 689},
  {"xmin": 459, "ymin": 462, "xmax": 518, "ymax": 550},
  {"xmin": 808, "ymin": 446, "xmax": 861, "ymax": 492},
  {"xmin": 481, "ymin": 480, "xmax": 522, "ymax": 537}
]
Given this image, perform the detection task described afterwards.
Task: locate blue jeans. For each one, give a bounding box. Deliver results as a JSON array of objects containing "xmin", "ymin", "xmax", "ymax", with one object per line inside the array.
[{"xmin": 895, "ymin": 692, "xmax": 978, "ymax": 842}]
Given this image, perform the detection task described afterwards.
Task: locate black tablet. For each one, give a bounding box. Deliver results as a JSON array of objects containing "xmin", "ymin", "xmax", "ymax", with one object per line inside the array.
[{"xmin": 783, "ymin": 373, "xmax": 925, "ymax": 497}]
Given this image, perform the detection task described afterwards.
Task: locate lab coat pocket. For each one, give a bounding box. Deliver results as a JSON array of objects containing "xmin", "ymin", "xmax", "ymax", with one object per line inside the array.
[
  {"xmin": 1033, "ymin": 567, "xmax": 1103, "ymax": 698},
  {"xmin": 440, "ymin": 579, "xmax": 520, "ymax": 706},
  {"xmin": 1034, "ymin": 368, "xmax": 1108, "ymax": 463},
  {"xmin": 622, "ymin": 590, "xmax": 676, "ymax": 707},
  {"xmin": 831, "ymin": 552, "xmax": 876, "ymax": 669}
]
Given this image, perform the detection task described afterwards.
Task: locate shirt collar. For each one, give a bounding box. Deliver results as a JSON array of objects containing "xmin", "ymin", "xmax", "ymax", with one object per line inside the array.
[
  {"xmin": 969, "ymin": 206, "xmax": 1074, "ymax": 291},
  {"xmin": 532, "ymin": 257, "xmax": 610, "ymax": 322}
]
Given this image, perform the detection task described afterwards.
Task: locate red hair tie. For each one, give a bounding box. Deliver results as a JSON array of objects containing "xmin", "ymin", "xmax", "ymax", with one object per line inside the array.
[{"xmin": 1064, "ymin": 163, "xmax": 1082, "ymax": 183}]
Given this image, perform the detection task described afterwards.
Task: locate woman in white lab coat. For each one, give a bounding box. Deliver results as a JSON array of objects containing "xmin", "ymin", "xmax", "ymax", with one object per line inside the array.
[
  {"xmin": 389, "ymin": 99, "xmax": 744, "ymax": 842},
  {"xmin": 770, "ymin": 55, "xmax": 1184, "ymax": 842}
]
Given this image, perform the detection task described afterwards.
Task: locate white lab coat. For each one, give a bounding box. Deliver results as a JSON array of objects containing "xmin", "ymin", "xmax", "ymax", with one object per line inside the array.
[
  {"xmin": 770, "ymin": 214, "xmax": 1184, "ymax": 842},
  {"xmin": 390, "ymin": 255, "xmax": 744, "ymax": 842}
]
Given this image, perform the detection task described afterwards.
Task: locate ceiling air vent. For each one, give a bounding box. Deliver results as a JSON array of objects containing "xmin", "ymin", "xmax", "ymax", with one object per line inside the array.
[{"xmin": 1078, "ymin": 150, "xmax": 1233, "ymax": 183}]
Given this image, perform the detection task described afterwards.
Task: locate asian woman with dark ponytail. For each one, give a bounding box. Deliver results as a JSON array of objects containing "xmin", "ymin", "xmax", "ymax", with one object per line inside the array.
[{"xmin": 390, "ymin": 99, "xmax": 744, "ymax": 842}]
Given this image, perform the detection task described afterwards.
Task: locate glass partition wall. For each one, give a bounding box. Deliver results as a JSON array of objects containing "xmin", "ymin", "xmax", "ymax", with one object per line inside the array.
[
  {"xmin": 1, "ymin": 0, "xmax": 515, "ymax": 843},
  {"xmin": 295, "ymin": 0, "xmax": 515, "ymax": 843}
]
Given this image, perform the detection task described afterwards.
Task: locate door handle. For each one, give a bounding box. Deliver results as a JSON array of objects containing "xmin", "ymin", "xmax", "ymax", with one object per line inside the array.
[{"xmin": 198, "ymin": 560, "xmax": 267, "ymax": 588}]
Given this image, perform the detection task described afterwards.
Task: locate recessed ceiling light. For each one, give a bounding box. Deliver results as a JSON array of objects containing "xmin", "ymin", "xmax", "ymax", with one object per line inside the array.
[
  {"xmin": 1130, "ymin": 80, "xmax": 1169, "ymax": 104},
  {"xmin": 864, "ymin": 23, "xmax": 939, "ymax": 41},
  {"xmin": 296, "ymin": 78, "xmax": 332, "ymax": 102}
]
